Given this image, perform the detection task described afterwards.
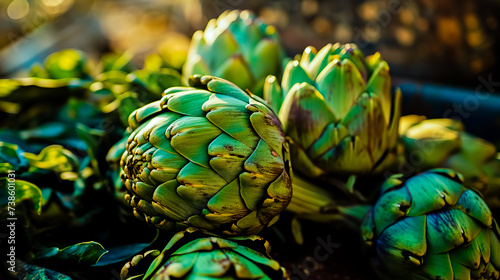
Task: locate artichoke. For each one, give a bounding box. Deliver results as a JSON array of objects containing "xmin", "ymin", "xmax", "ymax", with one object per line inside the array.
[
  {"xmin": 120, "ymin": 75, "xmax": 292, "ymax": 235},
  {"xmin": 362, "ymin": 168, "xmax": 500, "ymax": 280},
  {"xmin": 183, "ymin": 10, "xmax": 285, "ymax": 97},
  {"xmin": 399, "ymin": 115, "xmax": 500, "ymax": 205},
  {"xmin": 264, "ymin": 43, "xmax": 401, "ymax": 177},
  {"xmin": 121, "ymin": 228, "xmax": 288, "ymax": 280}
]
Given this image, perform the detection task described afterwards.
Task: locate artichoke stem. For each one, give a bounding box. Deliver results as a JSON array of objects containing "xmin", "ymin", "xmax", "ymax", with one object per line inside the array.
[
  {"xmin": 287, "ymin": 176, "xmax": 371, "ymax": 227},
  {"xmin": 323, "ymin": 176, "xmax": 368, "ymax": 202},
  {"xmin": 288, "ymin": 177, "xmax": 337, "ymax": 215}
]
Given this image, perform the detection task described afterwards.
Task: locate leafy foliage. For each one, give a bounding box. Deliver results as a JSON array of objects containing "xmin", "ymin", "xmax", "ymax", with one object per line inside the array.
[{"xmin": 0, "ymin": 48, "xmax": 183, "ymax": 279}]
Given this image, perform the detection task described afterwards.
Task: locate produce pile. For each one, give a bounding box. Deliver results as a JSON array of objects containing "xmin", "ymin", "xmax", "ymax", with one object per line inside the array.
[{"xmin": 1, "ymin": 10, "xmax": 500, "ymax": 280}]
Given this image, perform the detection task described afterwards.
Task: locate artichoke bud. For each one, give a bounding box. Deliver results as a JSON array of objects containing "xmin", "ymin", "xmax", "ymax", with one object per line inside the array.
[
  {"xmin": 264, "ymin": 43, "xmax": 400, "ymax": 176},
  {"xmin": 124, "ymin": 228, "xmax": 289, "ymax": 280},
  {"xmin": 362, "ymin": 169, "xmax": 500, "ymax": 280},
  {"xmin": 400, "ymin": 115, "xmax": 500, "ymax": 201},
  {"xmin": 183, "ymin": 10, "xmax": 285, "ymax": 97},
  {"xmin": 120, "ymin": 75, "xmax": 292, "ymax": 236}
]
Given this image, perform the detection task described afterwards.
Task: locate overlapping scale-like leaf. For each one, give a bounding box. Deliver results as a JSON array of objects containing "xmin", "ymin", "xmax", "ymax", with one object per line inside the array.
[
  {"xmin": 362, "ymin": 169, "xmax": 500, "ymax": 280},
  {"xmin": 133, "ymin": 229, "xmax": 287, "ymax": 280},
  {"xmin": 183, "ymin": 10, "xmax": 284, "ymax": 97},
  {"xmin": 120, "ymin": 75, "xmax": 292, "ymax": 235},
  {"xmin": 264, "ymin": 42, "xmax": 401, "ymax": 178}
]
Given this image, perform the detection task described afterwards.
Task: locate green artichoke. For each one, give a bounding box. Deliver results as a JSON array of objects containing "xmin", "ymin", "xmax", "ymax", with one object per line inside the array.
[
  {"xmin": 362, "ymin": 168, "xmax": 500, "ymax": 280},
  {"xmin": 399, "ymin": 115, "xmax": 500, "ymax": 203},
  {"xmin": 264, "ymin": 43, "xmax": 401, "ymax": 177},
  {"xmin": 121, "ymin": 228, "xmax": 288, "ymax": 280},
  {"xmin": 183, "ymin": 10, "xmax": 285, "ymax": 97},
  {"xmin": 120, "ymin": 75, "xmax": 292, "ymax": 235}
]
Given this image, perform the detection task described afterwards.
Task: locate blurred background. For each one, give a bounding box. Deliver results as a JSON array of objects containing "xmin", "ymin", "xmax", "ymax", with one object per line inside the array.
[
  {"xmin": 2, "ymin": 0, "xmax": 500, "ymax": 143},
  {"xmin": 1, "ymin": 0, "xmax": 500, "ymax": 85}
]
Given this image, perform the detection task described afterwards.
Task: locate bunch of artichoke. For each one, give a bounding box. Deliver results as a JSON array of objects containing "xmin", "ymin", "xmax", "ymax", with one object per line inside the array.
[
  {"xmin": 121, "ymin": 228, "xmax": 288, "ymax": 280},
  {"xmin": 362, "ymin": 168, "xmax": 500, "ymax": 279},
  {"xmin": 264, "ymin": 43, "xmax": 401, "ymax": 178},
  {"xmin": 399, "ymin": 115, "xmax": 500, "ymax": 204},
  {"xmin": 4, "ymin": 6, "xmax": 500, "ymax": 280},
  {"xmin": 183, "ymin": 10, "xmax": 285, "ymax": 97},
  {"xmin": 120, "ymin": 75, "xmax": 292, "ymax": 236}
]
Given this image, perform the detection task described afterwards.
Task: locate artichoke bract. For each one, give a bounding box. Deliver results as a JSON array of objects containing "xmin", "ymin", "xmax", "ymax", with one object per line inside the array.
[
  {"xmin": 399, "ymin": 115, "xmax": 500, "ymax": 205},
  {"xmin": 183, "ymin": 10, "xmax": 284, "ymax": 97},
  {"xmin": 120, "ymin": 75, "xmax": 292, "ymax": 235},
  {"xmin": 362, "ymin": 169, "xmax": 500, "ymax": 280},
  {"xmin": 264, "ymin": 43, "xmax": 401, "ymax": 177},
  {"xmin": 123, "ymin": 228, "xmax": 288, "ymax": 280}
]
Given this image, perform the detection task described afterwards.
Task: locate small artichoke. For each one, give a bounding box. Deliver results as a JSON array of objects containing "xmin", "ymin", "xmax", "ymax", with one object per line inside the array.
[
  {"xmin": 183, "ymin": 10, "xmax": 285, "ymax": 97},
  {"xmin": 120, "ymin": 75, "xmax": 292, "ymax": 235},
  {"xmin": 121, "ymin": 228, "xmax": 288, "ymax": 280},
  {"xmin": 362, "ymin": 168, "xmax": 500, "ymax": 280},
  {"xmin": 264, "ymin": 43, "xmax": 401, "ymax": 177},
  {"xmin": 399, "ymin": 115, "xmax": 500, "ymax": 205}
]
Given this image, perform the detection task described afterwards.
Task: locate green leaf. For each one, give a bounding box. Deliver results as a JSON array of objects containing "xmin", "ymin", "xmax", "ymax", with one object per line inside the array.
[
  {"xmin": 35, "ymin": 241, "xmax": 108, "ymax": 266},
  {"xmin": 19, "ymin": 122, "xmax": 69, "ymax": 140},
  {"xmin": 58, "ymin": 97, "xmax": 103, "ymax": 125},
  {"xmin": 0, "ymin": 142, "xmax": 30, "ymax": 174},
  {"xmin": 0, "ymin": 77, "xmax": 86, "ymax": 103},
  {"xmin": 100, "ymin": 52, "xmax": 136, "ymax": 73},
  {"xmin": 129, "ymin": 68, "xmax": 182, "ymax": 95},
  {"xmin": 0, "ymin": 178, "xmax": 43, "ymax": 215},
  {"xmin": 24, "ymin": 145, "xmax": 79, "ymax": 175},
  {"xmin": 44, "ymin": 49, "xmax": 89, "ymax": 79},
  {"xmin": 23, "ymin": 263, "xmax": 71, "ymax": 280},
  {"xmin": 93, "ymin": 243, "xmax": 150, "ymax": 267},
  {"xmin": 118, "ymin": 95, "xmax": 143, "ymax": 127},
  {"xmin": 76, "ymin": 123, "xmax": 106, "ymax": 175},
  {"xmin": 94, "ymin": 229, "xmax": 159, "ymax": 267}
]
